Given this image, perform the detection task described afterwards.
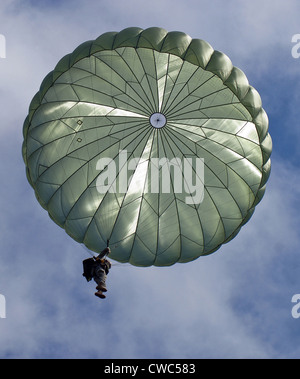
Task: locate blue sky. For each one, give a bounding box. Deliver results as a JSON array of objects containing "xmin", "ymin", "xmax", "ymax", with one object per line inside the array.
[{"xmin": 1, "ymin": 0, "xmax": 300, "ymax": 359}]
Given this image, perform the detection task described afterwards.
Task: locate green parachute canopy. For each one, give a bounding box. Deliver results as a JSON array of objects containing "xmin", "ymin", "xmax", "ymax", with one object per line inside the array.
[{"xmin": 22, "ymin": 27, "xmax": 272, "ymax": 266}]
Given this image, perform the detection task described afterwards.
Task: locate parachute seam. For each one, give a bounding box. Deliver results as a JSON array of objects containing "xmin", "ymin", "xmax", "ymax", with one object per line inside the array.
[
  {"xmin": 115, "ymin": 130, "xmax": 155, "ymax": 262},
  {"xmin": 27, "ymin": 118, "xmax": 148, "ymax": 173},
  {"xmin": 45, "ymin": 122, "xmax": 151, "ymax": 225},
  {"xmin": 164, "ymin": 126, "xmax": 244, "ymax": 246},
  {"xmin": 160, "ymin": 128, "xmax": 197, "ymax": 261},
  {"xmin": 136, "ymin": 48, "xmax": 160, "ymax": 112},
  {"xmin": 154, "ymin": 127, "xmax": 182, "ymax": 264},
  {"xmin": 93, "ymin": 52, "xmax": 153, "ymax": 114},
  {"xmin": 166, "ymin": 90, "xmax": 246, "ymax": 121},
  {"xmin": 129, "ymin": 172, "xmax": 155, "ymax": 265},
  {"xmin": 164, "ymin": 70, "xmax": 215, "ymax": 117},
  {"xmin": 159, "ymin": 53, "xmax": 184, "ymax": 114},
  {"xmin": 115, "ymin": 48, "xmax": 156, "ymax": 114},
  {"xmin": 154, "ymin": 49, "xmax": 170, "ymax": 113},
  {"xmin": 77, "ymin": 124, "xmax": 152, "ymax": 220},
  {"xmin": 162, "ymin": 126, "xmax": 206, "ymax": 250},
  {"xmin": 99, "ymin": 128, "xmax": 154, "ymax": 236},
  {"xmin": 168, "ymin": 121, "xmax": 261, "ymax": 196},
  {"xmin": 170, "ymin": 124, "xmax": 255, "ymax": 218},
  {"xmin": 162, "ymin": 64, "xmax": 201, "ymax": 116}
]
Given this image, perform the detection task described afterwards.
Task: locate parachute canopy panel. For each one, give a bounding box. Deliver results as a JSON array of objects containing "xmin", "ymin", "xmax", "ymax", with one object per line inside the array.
[{"xmin": 22, "ymin": 27, "xmax": 272, "ymax": 266}]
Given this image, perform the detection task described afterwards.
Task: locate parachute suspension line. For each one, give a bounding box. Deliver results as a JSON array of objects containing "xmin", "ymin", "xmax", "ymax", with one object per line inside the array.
[
  {"xmin": 81, "ymin": 244, "xmax": 96, "ymax": 258},
  {"xmin": 104, "ymin": 239, "xmax": 110, "ymax": 259}
]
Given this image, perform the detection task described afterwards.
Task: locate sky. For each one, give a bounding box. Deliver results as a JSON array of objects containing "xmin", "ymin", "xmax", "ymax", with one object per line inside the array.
[{"xmin": 0, "ymin": 0, "xmax": 300, "ymax": 359}]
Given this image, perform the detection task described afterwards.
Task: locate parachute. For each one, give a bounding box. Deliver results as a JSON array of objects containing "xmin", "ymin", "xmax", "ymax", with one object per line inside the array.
[{"xmin": 22, "ymin": 27, "xmax": 272, "ymax": 267}]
